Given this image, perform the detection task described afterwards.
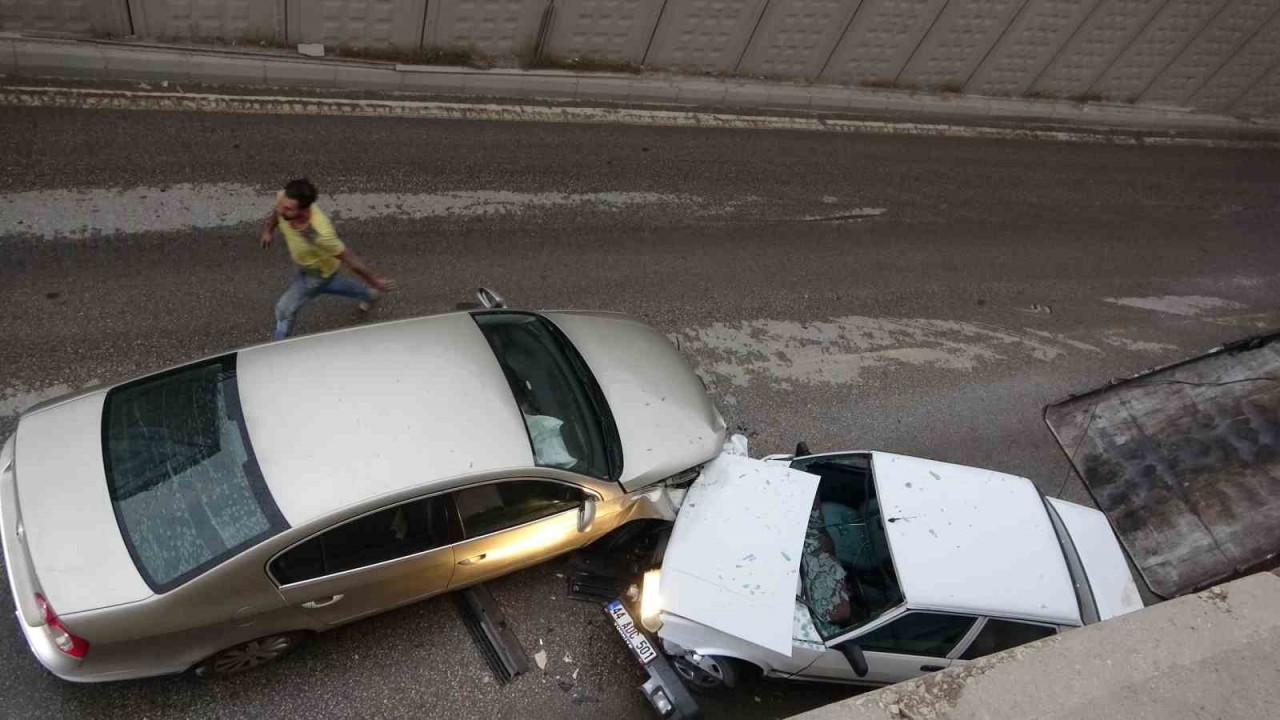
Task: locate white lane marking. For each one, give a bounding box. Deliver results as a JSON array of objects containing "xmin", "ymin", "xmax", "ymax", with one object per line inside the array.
[
  {"xmin": 0, "ymin": 184, "xmax": 696, "ymax": 239},
  {"xmin": 1102, "ymin": 335, "xmax": 1180, "ymax": 353},
  {"xmin": 674, "ymin": 316, "xmax": 1084, "ymax": 387},
  {"xmin": 801, "ymin": 207, "xmax": 888, "ymax": 221},
  {"xmin": 1025, "ymin": 329, "xmax": 1103, "ymax": 354},
  {"xmin": 2, "ymin": 86, "xmax": 1276, "ymax": 149},
  {"xmin": 1104, "ymin": 295, "xmax": 1247, "ymax": 317}
]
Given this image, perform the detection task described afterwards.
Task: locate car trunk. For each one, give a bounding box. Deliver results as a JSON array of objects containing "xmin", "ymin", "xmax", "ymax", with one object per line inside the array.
[
  {"xmin": 1045, "ymin": 332, "xmax": 1280, "ymax": 599},
  {"xmin": 9, "ymin": 393, "xmax": 152, "ymax": 619},
  {"xmin": 1045, "ymin": 498, "xmax": 1143, "ymax": 620}
]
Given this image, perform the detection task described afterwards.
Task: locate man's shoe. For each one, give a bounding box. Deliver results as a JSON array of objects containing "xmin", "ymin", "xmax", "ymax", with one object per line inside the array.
[{"xmin": 359, "ymin": 289, "xmax": 381, "ymax": 313}]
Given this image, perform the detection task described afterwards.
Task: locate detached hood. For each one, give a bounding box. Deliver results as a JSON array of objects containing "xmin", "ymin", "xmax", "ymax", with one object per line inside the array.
[
  {"xmin": 13, "ymin": 393, "xmax": 152, "ymax": 617},
  {"xmin": 657, "ymin": 454, "xmax": 819, "ymax": 656},
  {"xmin": 1045, "ymin": 331, "xmax": 1280, "ymax": 598},
  {"xmin": 543, "ymin": 312, "xmax": 726, "ymax": 491}
]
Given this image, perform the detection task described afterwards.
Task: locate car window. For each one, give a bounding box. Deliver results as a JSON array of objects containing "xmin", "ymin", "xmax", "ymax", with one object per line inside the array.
[
  {"xmin": 472, "ymin": 312, "xmax": 620, "ymax": 480},
  {"xmin": 102, "ymin": 355, "xmax": 286, "ymax": 592},
  {"xmin": 855, "ymin": 612, "xmax": 976, "ymax": 657},
  {"xmin": 959, "ymin": 619, "xmax": 1056, "ymax": 660},
  {"xmin": 271, "ymin": 495, "xmax": 451, "ymax": 585},
  {"xmin": 454, "ymin": 480, "xmax": 585, "ymax": 539}
]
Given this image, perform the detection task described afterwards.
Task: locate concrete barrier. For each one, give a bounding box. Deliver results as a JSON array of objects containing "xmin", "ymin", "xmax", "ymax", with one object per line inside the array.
[{"xmin": 792, "ymin": 572, "xmax": 1280, "ymax": 720}]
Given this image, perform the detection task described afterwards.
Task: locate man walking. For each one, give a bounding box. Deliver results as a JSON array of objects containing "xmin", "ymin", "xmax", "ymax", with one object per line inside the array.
[{"xmin": 261, "ymin": 178, "xmax": 395, "ymax": 340}]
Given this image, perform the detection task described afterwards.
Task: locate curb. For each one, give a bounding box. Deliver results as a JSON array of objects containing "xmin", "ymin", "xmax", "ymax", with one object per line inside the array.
[
  {"xmin": 2, "ymin": 33, "xmax": 1278, "ymax": 140},
  {"xmin": 6, "ymin": 85, "xmax": 1278, "ymax": 149}
]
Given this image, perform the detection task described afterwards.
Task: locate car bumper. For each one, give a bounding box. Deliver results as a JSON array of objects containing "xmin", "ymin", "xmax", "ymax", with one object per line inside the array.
[
  {"xmin": 14, "ymin": 610, "xmax": 85, "ymax": 681},
  {"xmin": 604, "ymin": 598, "xmax": 699, "ymax": 719}
]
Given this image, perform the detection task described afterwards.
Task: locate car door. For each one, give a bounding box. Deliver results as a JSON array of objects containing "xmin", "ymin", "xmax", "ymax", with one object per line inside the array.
[
  {"xmin": 447, "ymin": 479, "xmax": 593, "ymax": 589},
  {"xmin": 803, "ymin": 611, "xmax": 979, "ymax": 684},
  {"xmin": 952, "ymin": 617, "xmax": 1058, "ymax": 662},
  {"xmin": 272, "ymin": 494, "xmax": 455, "ymax": 627}
]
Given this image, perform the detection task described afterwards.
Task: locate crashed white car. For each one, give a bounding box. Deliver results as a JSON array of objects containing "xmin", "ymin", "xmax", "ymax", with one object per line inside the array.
[{"xmin": 615, "ymin": 448, "xmax": 1143, "ymax": 692}]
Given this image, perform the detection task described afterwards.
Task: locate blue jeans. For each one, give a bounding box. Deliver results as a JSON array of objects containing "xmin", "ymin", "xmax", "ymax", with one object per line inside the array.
[{"xmin": 273, "ymin": 270, "xmax": 375, "ymax": 340}]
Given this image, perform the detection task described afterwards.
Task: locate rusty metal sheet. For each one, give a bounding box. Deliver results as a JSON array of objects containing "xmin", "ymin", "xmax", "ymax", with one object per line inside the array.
[{"xmin": 1045, "ymin": 333, "xmax": 1280, "ymax": 599}]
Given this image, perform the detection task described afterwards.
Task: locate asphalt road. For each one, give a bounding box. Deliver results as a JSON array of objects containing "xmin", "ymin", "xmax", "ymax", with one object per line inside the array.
[{"xmin": 1, "ymin": 100, "xmax": 1279, "ymax": 720}]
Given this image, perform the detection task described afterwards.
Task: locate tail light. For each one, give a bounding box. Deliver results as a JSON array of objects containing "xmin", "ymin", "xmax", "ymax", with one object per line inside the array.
[{"xmin": 34, "ymin": 594, "xmax": 89, "ymax": 659}]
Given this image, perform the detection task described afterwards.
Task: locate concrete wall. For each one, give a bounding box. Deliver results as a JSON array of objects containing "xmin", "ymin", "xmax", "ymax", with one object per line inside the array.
[
  {"xmin": 3, "ymin": 0, "xmax": 1279, "ymax": 117},
  {"xmin": 0, "ymin": 0, "xmax": 130, "ymax": 35}
]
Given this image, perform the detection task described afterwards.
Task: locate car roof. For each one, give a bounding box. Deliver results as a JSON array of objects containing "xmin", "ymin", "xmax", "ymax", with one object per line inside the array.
[
  {"xmin": 871, "ymin": 452, "xmax": 1082, "ymax": 626},
  {"xmin": 236, "ymin": 312, "xmax": 534, "ymax": 526}
]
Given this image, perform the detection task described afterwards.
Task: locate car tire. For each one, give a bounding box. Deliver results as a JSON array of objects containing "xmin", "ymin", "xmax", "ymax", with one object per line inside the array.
[
  {"xmin": 671, "ymin": 654, "xmax": 760, "ymax": 694},
  {"xmin": 194, "ymin": 632, "xmax": 308, "ymax": 678}
]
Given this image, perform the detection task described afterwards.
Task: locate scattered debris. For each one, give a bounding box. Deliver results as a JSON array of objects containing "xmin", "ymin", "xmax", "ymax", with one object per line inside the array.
[
  {"xmin": 456, "ymin": 585, "xmax": 530, "ymax": 684},
  {"xmin": 297, "ymin": 43, "xmax": 325, "ymax": 57},
  {"xmin": 1019, "ymin": 304, "xmax": 1053, "ymax": 314},
  {"xmin": 534, "ymin": 649, "xmax": 548, "ymax": 670},
  {"xmin": 556, "ymin": 678, "xmax": 575, "ymax": 692}
]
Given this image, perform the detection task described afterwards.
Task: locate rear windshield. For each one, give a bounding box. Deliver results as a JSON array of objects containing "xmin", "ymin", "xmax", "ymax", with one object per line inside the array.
[
  {"xmin": 102, "ymin": 355, "xmax": 286, "ymax": 592},
  {"xmin": 473, "ymin": 312, "xmax": 621, "ymax": 481}
]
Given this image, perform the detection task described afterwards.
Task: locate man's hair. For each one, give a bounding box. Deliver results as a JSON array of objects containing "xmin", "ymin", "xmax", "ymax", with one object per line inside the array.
[{"xmin": 284, "ymin": 178, "xmax": 318, "ymax": 208}]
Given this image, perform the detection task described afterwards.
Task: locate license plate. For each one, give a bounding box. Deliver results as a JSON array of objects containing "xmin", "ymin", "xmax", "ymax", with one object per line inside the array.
[{"xmin": 606, "ymin": 599, "xmax": 658, "ymax": 665}]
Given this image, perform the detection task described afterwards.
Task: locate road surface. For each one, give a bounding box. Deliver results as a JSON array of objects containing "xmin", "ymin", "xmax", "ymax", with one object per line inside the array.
[{"xmin": 1, "ymin": 99, "xmax": 1278, "ymax": 720}]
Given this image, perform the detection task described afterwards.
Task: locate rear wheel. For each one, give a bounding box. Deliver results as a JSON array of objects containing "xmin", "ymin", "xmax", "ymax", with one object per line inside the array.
[
  {"xmin": 671, "ymin": 654, "xmax": 759, "ymax": 694},
  {"xmin": 194, "ymin": 632, "xmax": 307, "ymax": 678}
]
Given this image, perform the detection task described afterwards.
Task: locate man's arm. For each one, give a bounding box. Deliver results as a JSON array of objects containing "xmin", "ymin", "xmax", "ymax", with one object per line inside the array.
[
  {"xmin": 336, "ymin": 249, "xmax": 396, "ymax": 292},
  {"xmin": 259, "ymin": 209, "xmax": 279, "ymax": 247}
]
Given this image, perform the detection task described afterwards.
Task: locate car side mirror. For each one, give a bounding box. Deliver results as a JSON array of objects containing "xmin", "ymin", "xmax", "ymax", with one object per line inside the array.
[
  {"xmin": 577, "ymin": 498, "xmax": 597, "ymax": 533},
  {"xmin": 838, "ymin": 641, "xmax": 869, "ymax": 677},
  {"xmin": 476, "ymin": 287, "xmax": 506, "ymax": 309}
]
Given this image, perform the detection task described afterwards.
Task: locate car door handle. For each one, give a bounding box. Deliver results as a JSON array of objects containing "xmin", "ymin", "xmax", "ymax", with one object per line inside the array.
[
  {"xmin": 458, "ymin": 554, "xmax": 487, "ymax": 566},
  {"xmin": 920, "ymin": 664, "xmax": 945, "ymax": 672},
  {"xmin": 301, "ymin": 594, "xmax": 344, "ymax": 609}
]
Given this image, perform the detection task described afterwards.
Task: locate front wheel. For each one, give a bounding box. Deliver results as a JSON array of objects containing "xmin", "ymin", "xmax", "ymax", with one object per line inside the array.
[
  {"xmin": 194, "ymin": 632, "xmax": 307, "ymax": 678},
  {"xmin": 671, "ymin": 654, "xmax": 759, "ymax": 694}
]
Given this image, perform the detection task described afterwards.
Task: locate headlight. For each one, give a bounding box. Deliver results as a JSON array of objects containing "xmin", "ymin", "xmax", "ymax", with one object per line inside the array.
[{"xmin": 640, "ymin": 569, "xmax": 663, "ymax": 632}]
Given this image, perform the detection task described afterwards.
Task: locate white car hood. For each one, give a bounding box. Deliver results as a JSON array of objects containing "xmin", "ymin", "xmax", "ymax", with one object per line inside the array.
[
  {"xmin": 658, "ymin": 454, "xmax": 820, "ymax": 656},
  {"xmin": 542, "ymin": 311, "xmax": 726, "ymax": 492}
]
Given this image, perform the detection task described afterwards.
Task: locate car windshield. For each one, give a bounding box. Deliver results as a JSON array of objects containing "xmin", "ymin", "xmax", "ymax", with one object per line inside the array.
[
  {"xmin": 791, "ymin": 454, "xmax": 904, "ymax": 639},
  {"xmin": 102, "ymin": 355, "xmax": 286, "ymax": 592},
  {"xmin": 473, "ymin": 312, "xmax": 621, "ymax": 481}
]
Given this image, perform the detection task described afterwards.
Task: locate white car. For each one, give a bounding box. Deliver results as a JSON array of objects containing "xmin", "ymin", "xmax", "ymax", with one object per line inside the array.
[{"xmin": 619, "ymin": 448, "xmax": 1143, "ymax": 693}]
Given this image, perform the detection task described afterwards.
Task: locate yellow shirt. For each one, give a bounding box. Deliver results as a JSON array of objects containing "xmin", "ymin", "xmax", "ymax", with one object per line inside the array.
[{"xmin": 280, "ymin": 204, "xmax": 345, "ymax": 278}]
